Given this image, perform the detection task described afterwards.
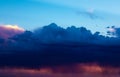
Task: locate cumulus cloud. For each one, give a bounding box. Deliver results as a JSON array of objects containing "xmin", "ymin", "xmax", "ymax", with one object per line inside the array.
[
  {"xmin": 0, "ymin": 23, "xmax": 120, "ymax": 69},
  {"xmin": 33, "ymin": 23, "xmax": 93, "ymax": 44}
]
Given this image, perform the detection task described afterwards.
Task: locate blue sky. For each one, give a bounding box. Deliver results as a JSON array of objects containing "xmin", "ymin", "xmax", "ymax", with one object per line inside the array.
[{"xmin": 0, "ymin": 0, "xmax": 120, "ymax": 34}]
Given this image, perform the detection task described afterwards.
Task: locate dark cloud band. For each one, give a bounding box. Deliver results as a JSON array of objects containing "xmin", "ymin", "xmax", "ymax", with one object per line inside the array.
[{"xmin": 0, "ymin": 23, "xmax": 120, "ymax": 68}]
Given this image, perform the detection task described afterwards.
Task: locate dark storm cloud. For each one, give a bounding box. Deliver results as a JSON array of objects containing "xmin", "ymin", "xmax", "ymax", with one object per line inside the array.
[{"xmin": 0, "ymin": 23, "xmax": 120, "ymax": 68}]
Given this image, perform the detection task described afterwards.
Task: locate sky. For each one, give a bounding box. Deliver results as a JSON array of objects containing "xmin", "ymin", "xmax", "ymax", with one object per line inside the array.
[
  {"xmin": 1, "ymin": 23, "xmax": 120, "ymax": 76},
  {"xmin": 1, "ymin": 1, "xmax": 120, "ymax": 76},
  {"xmin": 0, "ymin": 0, "xmax": 120, "ymax": 33}
]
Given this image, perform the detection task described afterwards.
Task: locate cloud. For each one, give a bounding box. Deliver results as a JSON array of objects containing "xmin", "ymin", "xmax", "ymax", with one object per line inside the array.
[
  {"xmin": 32, "ymin": 23, "xmax": 93, "ymax": 44},
  {"xmin": 107, "ymin": 26, "xmax": 120, "ymax": 37},
  {"xmin": 0, "ymin": 23, "xmax": 120, "ymax": 69},
  {"xmin": 0, "ymin": 38, "xmax": 5, "ymax": 44},
  {"xmin": 0, "ymin": 64, "xmax": 120, "ymax": 77},
  {"xmin": 76, "ymin": 8, "xmax": 102, "ymax": 20},
  {"xmin": 0, "ymin": 25, "xmax": 24, "ymax": 39}
]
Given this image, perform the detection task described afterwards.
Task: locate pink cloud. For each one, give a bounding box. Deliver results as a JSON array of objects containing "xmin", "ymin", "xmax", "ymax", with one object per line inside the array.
[
  {"xmin": 0, "ymin": 63, "xmax": 120, "ymax": 77},
  {"xmin": 0, "ymin": 25, "xmax": 24, "ymax": 39}
]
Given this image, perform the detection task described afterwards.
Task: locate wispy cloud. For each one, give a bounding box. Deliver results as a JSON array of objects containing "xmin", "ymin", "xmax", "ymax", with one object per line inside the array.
[{"xmin": 76, "ymin": 8, "xmax": 102, "ymax": 20}]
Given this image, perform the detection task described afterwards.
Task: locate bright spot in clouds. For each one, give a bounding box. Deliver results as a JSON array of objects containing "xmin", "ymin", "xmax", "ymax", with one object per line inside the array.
[
  {"xmin": 3, "ymin": 25, "xmax": 24, "ymax": 31},
  {"xmin": 0, "ymin": 24, "xmax": 24, "ymax": 39},
  {"xmin": 108, "ymin": 28, "xmax": 116, "ymax": 32}
]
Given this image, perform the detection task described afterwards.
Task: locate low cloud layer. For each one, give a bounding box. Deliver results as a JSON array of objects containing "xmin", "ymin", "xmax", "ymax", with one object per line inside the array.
[
  {"xmin": 0, "ymin": 23, "xmax": 120, "ymax": 69},
  {"xmin": 0, "ymin": 64, "xmax": 120, "ymax": 77}
]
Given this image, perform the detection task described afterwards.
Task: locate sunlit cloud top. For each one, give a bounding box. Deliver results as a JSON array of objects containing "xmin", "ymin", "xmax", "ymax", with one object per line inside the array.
[
  {"xmin": 3, "ymin": 25, "xmax": 24, "ymax": 31},
  {"xmin": 0, "ymin": 25, "xmax": 24, "ymax": 39}
]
